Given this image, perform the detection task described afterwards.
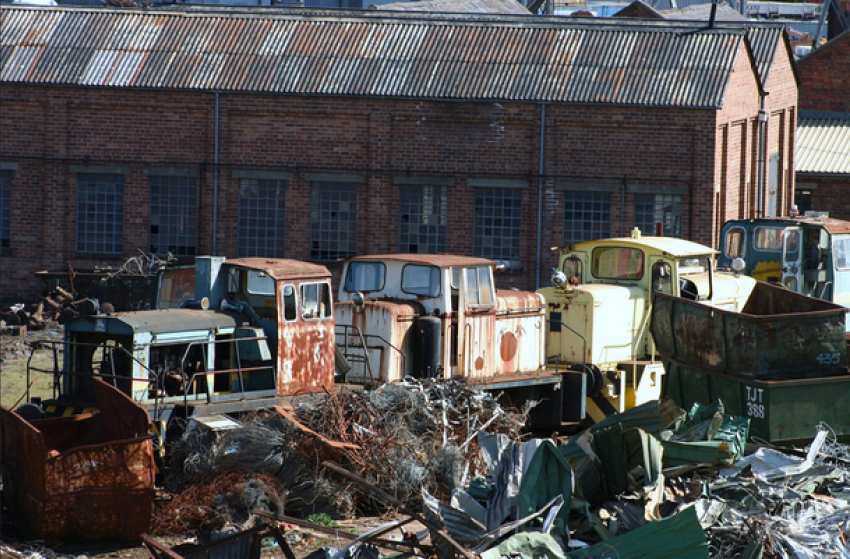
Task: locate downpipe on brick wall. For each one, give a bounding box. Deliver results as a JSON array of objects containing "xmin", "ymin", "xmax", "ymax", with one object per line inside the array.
[
  {"xmin": 213, "ymin": 91, "xmax": 220, "ymax": 254},
  {"xmin": 536, "ymin": 103, "xmax": 547, "ymax": 290},
  {"xmin": 757, "ymin": 102, "xmax": 768, "ymax": 218}
]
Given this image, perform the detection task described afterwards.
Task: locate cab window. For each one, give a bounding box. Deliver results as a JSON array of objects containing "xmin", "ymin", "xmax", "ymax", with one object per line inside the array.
[
  {"xmin": 282, "ymin": 284, "xmax": 297, "ymax": 322},
  {"xmin": 344, "ymin": 262, "xmax": 385, "ymax": 293},
  {"xmin": 561, "ymin": 257, "xmax": 582, "ymax": 283},
  {"xmin": 724, "ymin": 228, "xmax": 746, "ymax": 259},
  {"xmin": 592, "ymin": 247, "xmax": 644, "ymax": 280},
  {"xmin": 301, "ymin": 282, "xmax": 332, "ymax": 320},
  {"xmin": 651, "ymin": 262, "xmax": 673, "ymax": 294},
  {"xmin": 401, "ymin": 264, "xmax": 441, "ymax": 297},
  {"xmin": 754, "ymin": 227, "xmax": 784, "ymax": 251},
  {"xmin": 247, "ymin": 271, "xmax": 274, "ymax": 295},
  {"xmin": 465, "ymin": 265, "xmax": 495, "ymax": 306},
  {"xmin": 835, "ymin": 238, "xmax": 850, "ymax": 270}
]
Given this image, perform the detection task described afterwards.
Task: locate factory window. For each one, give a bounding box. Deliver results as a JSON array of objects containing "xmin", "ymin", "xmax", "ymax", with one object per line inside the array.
[
  {"xmin": 563, "ymin": 192, "xmax": 611, "ymax": 245},
  {"xmin": 473, "ymin": 187, "xmax": 522, "ymax": 269},
  {"xmin": 238, "ymin": 178, "xmax": 286, "ymax": 258},
  {"xmin": 399, "ymin": 185, "xmax": 447, "ymax": 254},
  {"xmin": 634, "ymin": 194, "xmax": 682, "ymax": 238},
  {"xmin": 0, "ymin": 170, "xmax": 11, "ymax": 250},
  {"xmin": 76, "ymin": 173, "xmax": 124, "ymax": 254},
  {"xmin": 310, "ymin": 183, "xmax": 358, "ymax": 261},
  {"xmin": 150, "ymin": 175, "xmax": 197, "ymax": 257}
]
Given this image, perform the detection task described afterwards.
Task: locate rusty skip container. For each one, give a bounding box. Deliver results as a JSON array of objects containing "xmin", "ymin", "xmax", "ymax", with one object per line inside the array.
[
  {"xmin": 652, "ymin": 281, "xmax": 850, "ymax": 443},
  {"xmin": 1, "ymin": 378, "xmax": 154, "ymax": 543},
  {"xmin": 651, "ymin": 281, "xmax": 848, "ymax": 380}
]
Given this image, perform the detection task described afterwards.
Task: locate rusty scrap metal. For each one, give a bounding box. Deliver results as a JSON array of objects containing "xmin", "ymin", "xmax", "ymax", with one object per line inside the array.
[
  {"xmin": 322, "ymin": 461, "xmax": 477, "ymax": 559},
  {"xmin": 0, "ymin": 379, "xmax": 155, "ymax": 544}
]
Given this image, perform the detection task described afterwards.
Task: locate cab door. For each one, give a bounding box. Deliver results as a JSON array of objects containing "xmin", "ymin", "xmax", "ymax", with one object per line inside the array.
[
  {"xmin": 781, "ymin": 227, "xmax": 803, "ymax": 292},
  {"xmin": 456, "ymin": 265, "xmax": 497, "ymax": 380}
]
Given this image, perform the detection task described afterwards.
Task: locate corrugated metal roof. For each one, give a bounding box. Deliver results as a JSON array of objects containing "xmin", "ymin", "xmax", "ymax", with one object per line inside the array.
[
  {"xmin": 658, "ymin": 4, "xmax": 747, "ymax": 22},
  {"xmin": 1, "ymin": 6, "xmax": 755, "ymax": 107},
  {"xmin": 797, "ymin": 115, "xmax": 850, "ymax": 175},
  {"xmin": 374, "ymin": 0, "xmax": 531, "ymax": 15}
]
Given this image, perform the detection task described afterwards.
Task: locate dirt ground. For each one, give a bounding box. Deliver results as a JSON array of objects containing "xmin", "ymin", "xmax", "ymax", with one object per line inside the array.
[{"xmin": 0, "ymin": 329, "xmax": 426, "ymax": 559}]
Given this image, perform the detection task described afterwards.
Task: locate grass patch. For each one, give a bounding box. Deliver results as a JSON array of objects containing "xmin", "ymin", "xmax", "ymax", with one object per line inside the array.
[{"xmin": 307, "ymin": 513, "xmax": 339, "ymax": 528}]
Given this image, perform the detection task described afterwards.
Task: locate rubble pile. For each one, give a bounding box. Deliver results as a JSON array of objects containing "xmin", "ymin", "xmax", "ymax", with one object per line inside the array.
[{"xmin": 154, "ymin": 383, "xmax": 850, "ymax": 559}]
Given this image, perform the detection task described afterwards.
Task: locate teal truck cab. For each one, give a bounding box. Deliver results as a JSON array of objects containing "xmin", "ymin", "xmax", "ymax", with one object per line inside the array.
[{"xmin": 718, "ymin": 212, "xmax": 850, "ymax": 328}]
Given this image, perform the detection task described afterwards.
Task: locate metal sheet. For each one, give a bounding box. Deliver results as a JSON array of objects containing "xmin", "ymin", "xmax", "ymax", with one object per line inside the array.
[
  {"xmin": 0, "ymin": 378, "xmax": 154, "ymax": 543},
  {"xmin": 797, "ymin": 115, "xmax": 850, "ymax": 175}
]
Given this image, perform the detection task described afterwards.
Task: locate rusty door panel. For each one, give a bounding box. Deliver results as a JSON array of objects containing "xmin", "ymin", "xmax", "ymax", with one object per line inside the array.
[
  {"xmin": 276, "ymin": 279, "xmax": 336, "ymax": 396},
  {"xmin": 1, "ymin": 379, "xmax": 154, "ymax": 543}
]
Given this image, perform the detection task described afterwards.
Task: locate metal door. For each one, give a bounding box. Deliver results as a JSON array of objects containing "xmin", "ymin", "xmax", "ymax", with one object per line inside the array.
[
  {"xmin": 457, "ymin": 265, "xmax": 496, "ymax": 380},
  {"xmin": 781, "ymin": 227, "xmax": 802, "ymax": 291}
]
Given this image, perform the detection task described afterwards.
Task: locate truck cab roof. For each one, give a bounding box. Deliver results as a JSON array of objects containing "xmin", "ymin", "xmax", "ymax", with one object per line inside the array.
[
  {"xmin": 562, "ymin": 235, "xmax": 718, "ymax": 259},
  {"xmin": 342, "ymin": 254, "xmax": 496, "ymax": 269}
]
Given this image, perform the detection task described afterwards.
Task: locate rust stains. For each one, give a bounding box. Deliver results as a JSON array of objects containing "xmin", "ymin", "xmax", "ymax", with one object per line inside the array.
[{"xmin": 0, "ymin": 379, "xmax": 154, "ymax": 544}]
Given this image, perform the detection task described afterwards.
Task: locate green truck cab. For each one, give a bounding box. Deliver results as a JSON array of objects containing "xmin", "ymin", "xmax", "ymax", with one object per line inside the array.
[{"xmin": 538, "ymin": 228, "xmax": 757, "ymax": 420}]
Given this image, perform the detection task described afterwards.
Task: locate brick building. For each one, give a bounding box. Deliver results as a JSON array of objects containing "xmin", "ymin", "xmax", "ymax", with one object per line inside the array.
[
  {"xmin": 0, "ymin": 6, "xmax": 797, "ymax": 300},
  {"xmin": 795, "ymin": 29, "xmax": 850, "ymax": 221}
]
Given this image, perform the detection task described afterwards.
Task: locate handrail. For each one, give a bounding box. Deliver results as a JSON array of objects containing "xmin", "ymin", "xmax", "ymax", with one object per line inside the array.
[
  {"xmin": 548, "ymin": 317, "xmax": 588, "ymax": 376},
  {"xmin": 335, "ymin": 324, "xmax": 405, "ymax": 384},
  {"xmin": 22, "ymin": 339, "xmax": 165, "ymax": 417},
  {"xmin": 180, "ymin": 335, "xmax": 275, "ymax": 405}
]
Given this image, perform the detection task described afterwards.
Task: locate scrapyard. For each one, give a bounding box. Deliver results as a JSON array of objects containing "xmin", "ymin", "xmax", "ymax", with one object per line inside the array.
[{"xmin": 3, "ymin": 235, "xmax": 850, "ymax": 559}]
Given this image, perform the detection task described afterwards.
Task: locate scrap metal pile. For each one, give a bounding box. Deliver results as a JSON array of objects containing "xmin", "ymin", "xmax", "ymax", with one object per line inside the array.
[
  {"xmin": 154, "ymin": 382, "xmax": 850, "ymax": 559},
  {"xmin": 156, "ymin": 379, "xmax": 529, "ymax": 532}
]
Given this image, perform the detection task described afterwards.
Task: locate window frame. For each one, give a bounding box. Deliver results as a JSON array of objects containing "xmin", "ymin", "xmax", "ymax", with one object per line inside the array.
[
  {"xmin": 472, "ymin": 186, "xmax": 522, "ymax": 269},
  {"xmin": 310, "ymin": 182, "xmax": 359, "ymax": 262},
  {"xmin": 634, "ymin": 193, "xmax": 683, "ymax": 238},
  {"xmin": 238, "ymin": 177, "xmax": 287, "ymax": 258},
  {"xmin": 562, "ymin": 191, "xmax": 612, "ymax": 245},
  {"xmin": 76, "ymin": 173, "xmax": 125, "ymax": 255},
  {"xmin": 149, "ymin": 174, "xmax": 198, "ymax": 258},
  {"xmin": 398, "ymin": 184, "xmax": 448, "ymax": 254},
  {"xmin": 0, "ymin": 170, "xmax": 12, "ymax": 250}
]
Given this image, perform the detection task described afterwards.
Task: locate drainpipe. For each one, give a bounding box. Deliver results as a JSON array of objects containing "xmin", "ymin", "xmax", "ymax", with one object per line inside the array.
[
  {"xmin": 213, "ymin": 92, "xmax": 220, "ymax": 255},
  {"xmin": 757, "ymin": 102, "xmax": 768, "ymax": 218},
  {"xmin": 536, "ymin": 103, "xmax": 547, "ymax": 289}
]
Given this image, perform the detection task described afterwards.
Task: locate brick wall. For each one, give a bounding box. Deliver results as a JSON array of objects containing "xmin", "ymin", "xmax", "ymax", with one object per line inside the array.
[
  {"xmin": 797, "ymin": 32, "xmax": 850, "ymax": 113},
  {"xmin": 0, "ymin": 64, "xmax": 796, "ymax": 299}
]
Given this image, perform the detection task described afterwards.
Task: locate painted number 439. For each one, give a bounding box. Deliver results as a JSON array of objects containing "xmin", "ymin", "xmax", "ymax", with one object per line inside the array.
[{"xmin": 817, "ymin": 353, "xmax": 841, "ymax": 365}]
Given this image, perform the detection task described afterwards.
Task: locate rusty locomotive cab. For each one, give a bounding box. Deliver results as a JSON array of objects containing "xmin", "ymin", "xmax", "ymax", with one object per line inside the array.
[{"xmin": 21, "ymin": 257, "xmax": 336, "ymax": 427}]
